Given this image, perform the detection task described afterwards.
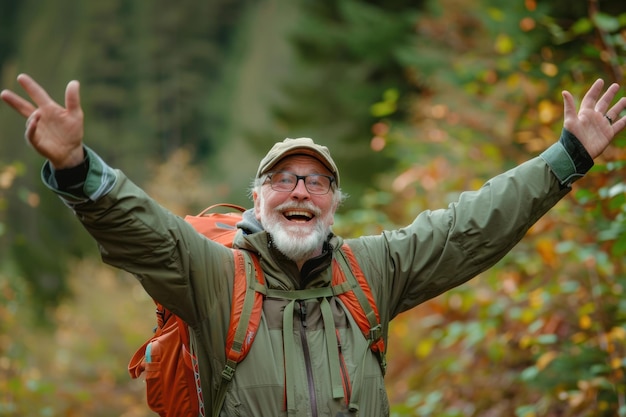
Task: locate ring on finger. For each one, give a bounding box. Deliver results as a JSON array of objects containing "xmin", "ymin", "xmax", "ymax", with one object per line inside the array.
[{"xmin": 605, "ymin": 114, "xmax": 613, "ymax": 125}]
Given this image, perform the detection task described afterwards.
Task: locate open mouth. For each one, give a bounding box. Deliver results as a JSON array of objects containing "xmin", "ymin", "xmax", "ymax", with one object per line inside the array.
[{"xmin": 283, "ymin": 210, "xmax": 314, "ymax": 223}]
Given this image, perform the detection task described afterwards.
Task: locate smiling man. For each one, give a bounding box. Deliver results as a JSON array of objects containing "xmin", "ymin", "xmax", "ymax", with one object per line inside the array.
[{"xmin": 2, "ymin": 74, "xmax": 626, "ymax": 417}]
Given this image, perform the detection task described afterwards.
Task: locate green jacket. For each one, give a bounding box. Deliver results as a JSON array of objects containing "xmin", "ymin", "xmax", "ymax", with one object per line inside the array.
[{"xmin": 42, "ymin": 131, "xmax": 590, "ymax": 416}]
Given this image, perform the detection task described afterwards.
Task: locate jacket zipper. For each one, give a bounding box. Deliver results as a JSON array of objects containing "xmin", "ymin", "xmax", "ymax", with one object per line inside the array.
[
  {"xmin": 298, "ymin": 301, "xmax": 318, "ymax": 417},
  {"xmin": 335, "ymin": 329, "xmax": 352, "ymax": 407}
]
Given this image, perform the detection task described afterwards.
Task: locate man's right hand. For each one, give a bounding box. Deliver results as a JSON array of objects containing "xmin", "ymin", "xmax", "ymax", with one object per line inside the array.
[{"xmin": 1, "ymin": 73, "xmax": 85, "ymax": 169}]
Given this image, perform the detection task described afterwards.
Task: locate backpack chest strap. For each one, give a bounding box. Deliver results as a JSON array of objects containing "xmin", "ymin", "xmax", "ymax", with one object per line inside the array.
[{"xmin": 264, "ymin": 285, "xmax": 344, "ymax": 300}]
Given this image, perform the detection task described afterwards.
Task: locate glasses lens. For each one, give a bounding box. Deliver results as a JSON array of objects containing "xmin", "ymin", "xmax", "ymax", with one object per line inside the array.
[
  {"xmin": 270, "ymin": 172, "xmax": 297, "ymax": 192},
  {"xmin": 304, "ymin": 174, "xmax": 331, "ymax": 194}
]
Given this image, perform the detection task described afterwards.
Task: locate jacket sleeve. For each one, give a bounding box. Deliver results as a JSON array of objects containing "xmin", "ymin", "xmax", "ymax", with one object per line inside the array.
[
  {"xmin": 348, "ymin": 132, "xmax": 592, "ymax": 320},
  {"xmin": 41, "ymin": 146, "xmax": 234, "ymax": 326}
]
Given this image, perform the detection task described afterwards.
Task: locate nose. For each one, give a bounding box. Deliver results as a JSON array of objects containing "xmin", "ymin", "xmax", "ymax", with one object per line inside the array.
[{"xmin": 290, "ymin": 177, "xmax": 310, "ymax": 199}]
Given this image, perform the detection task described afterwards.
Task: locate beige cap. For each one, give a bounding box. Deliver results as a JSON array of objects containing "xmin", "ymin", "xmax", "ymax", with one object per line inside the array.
[{"xmin": 256, "ymin": 137, "xmax": 340, "ymax": 186}]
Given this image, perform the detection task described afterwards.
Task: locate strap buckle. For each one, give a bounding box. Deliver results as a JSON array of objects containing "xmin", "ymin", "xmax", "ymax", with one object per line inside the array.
[
  {"xmin": 221, "ymin": 364, "xmax": 235, "ymax": 381},
  {"xmin": 369, "ymin": 324, "xmax": 382, "ymax": 342}
]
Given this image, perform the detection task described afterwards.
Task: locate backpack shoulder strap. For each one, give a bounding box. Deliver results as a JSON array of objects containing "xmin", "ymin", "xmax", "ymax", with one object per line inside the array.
[
  {"xmin": 212, "ymin": 249, "xmax": 265, "ymax": 417},
  {"xmin": 333, "ymin": 243, "xmax": 386, "ymax": 373},
  {"xmin": 333, "ymin": 243, "xmax": 387, "ymax": 412}
]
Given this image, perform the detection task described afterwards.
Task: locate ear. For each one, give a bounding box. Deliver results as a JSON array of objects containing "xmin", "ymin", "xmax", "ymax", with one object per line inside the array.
[
  {"xmin": 253, "ymin": 190, "xmax": 261, "ymax": 220},
  {"xmin": 327, "ymin": 198, "xmax": 340, "ymax": 226}
]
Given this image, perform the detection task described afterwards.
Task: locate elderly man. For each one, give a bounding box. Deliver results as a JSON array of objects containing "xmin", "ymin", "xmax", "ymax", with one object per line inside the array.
[{"xmin": 2, "ymin": 74, "xmax": 625, "ymax": 417}]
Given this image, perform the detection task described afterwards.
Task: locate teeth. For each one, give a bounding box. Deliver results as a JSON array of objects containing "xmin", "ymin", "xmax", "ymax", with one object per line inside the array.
[{"xmin": 284, "ymin": 210, "xmax": 313, "ymax": 219}]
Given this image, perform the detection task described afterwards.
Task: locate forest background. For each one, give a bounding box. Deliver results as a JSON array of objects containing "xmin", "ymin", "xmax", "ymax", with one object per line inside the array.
[{"xmin": 0, "ymin": 0, "xmax": 625, "ymax": 416}]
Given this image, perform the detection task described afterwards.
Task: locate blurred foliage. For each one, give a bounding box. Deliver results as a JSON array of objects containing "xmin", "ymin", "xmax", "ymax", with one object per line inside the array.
[
  {"xmin": 0, "ymin": 259, "xmax": 154, "ymax": 417},
  {"xmin": 247, "ymin": 0, "xmax": 426, "ymax": 205},
  {"xmin": 1, "ymin": 0, "xmax": 626, "ymax": 415},
  {"xmin": 336, "ymin": 0, "xmax": 626, "ymax": 415},
  {"xmin": 0, "ymin": 0, "xmax": 249, "ymax": 321},
  {"xmin": 0, "ymin": 149, "xmax": 217, "ymax": 416}
]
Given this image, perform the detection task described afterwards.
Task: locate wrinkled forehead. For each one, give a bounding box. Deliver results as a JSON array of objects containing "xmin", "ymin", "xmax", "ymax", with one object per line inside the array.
[{"xmin": 270, "ymin": 154, "xmax": 334, "ymax": 176}]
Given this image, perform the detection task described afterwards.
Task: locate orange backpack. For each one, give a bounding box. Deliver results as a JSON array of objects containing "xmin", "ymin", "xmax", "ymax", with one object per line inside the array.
[{"xmin": 128, "ymin": 204, "xmax": 385, "ymax": 417}]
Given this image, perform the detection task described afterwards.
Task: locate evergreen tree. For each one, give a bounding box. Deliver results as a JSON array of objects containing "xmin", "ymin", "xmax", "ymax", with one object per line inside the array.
[{"xmin": 243, "ymin": 0, "xmax": 427, "ymax": 204}]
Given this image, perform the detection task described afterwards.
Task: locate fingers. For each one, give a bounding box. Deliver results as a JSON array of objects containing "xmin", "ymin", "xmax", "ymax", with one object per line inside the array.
[
  {"xmin": 2, "ymin": 74, "xmax": 82, "ymax": 122},
  {"xmin": 607, "ymin": 96, "xmax": 626, "ymax": 132},
  {"xmin": 16, "ymin": 73, "xmax": 56, "ymax": 108},
  {"xmin": 24, "ymin": 111, "xmax": 40, "ymax": 145},
  {"xmin": 595, "ymin": 82, "xmax": 621, "ymax": 115},
  {"xmin": 65, "ymin": 80, "xmax": 81, "ymax": 114},
  {"xmin": 1, "ymin": 73, "xmax": 57, "ymax": 118},
  {"xmin": 606, "ymin": 96, "xmax": 626, "ymax": 120},
  {"xmin": 562, "ymin": 90, "xmax": 577, "ymax": 121},
  {"xmin": 580, "ymin": 78, "xmax": 604, "ymax": 111},
  {"xmin": 0, "ymin": 88, "xmax": 36, "ymax": 118}
]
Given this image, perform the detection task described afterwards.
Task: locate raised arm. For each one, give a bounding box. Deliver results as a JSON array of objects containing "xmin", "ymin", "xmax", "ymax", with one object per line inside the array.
[{"xmin": 1, "ymin": 73, "xmax": 84, "ymax": 169}]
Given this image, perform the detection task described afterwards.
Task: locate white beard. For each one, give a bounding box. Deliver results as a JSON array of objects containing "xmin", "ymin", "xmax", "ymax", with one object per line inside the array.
[{"xmin": 259, "ymin": 200, "xmax": 331, "ymax": 264}]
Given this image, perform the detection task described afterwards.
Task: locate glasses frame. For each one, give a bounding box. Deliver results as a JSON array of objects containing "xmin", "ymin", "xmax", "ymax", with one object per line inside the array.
[{"xmin": 264, "ymin": 171, "xmax": 335, "ymax": 195}]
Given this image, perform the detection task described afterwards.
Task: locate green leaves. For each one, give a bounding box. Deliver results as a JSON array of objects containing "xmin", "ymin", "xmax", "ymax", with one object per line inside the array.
[
  {"xmin": 375, "ymin": 0, "xmax": 626, "ymax": 415},
  {"xmin": 370, "ymin": 89, "xmax": 399, "ymax": 117},
  {"xmin": 593, "ymin": 12, "xmax": 621, "ymax": 33}
]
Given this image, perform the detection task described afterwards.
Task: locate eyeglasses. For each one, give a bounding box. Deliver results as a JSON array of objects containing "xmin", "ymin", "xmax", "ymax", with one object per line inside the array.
[{"xmin": 264, "ymin": 171, "xmax": 335, "ymax": 195}]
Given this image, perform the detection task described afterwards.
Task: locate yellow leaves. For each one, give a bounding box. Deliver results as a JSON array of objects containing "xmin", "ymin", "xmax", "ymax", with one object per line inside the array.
[
  {"xmin": 415, "ymin": 338, "xmax": 435, "ymax": 359},
  {"xmin": 559, "ymin": 379, "xmax": 617, "ymax": 410},
  {"xmin": 519, "ymin": 334, "xmax": 533, "ymax": 349},
  {"xmin": 370, "ymin": 88, "xmax": 399, "ymax": 117},
  {"xmin": 536, "ymin": 351, "xmax": 558, "ymax": 370},
  {"xmin": 0, "ymin": 162, "xmax": 33, "ymax": 214},
  {"xmin": 565, "ymin": 389, "xmax": 587, "ymax": 409},
  {"xmin": 519, "ymin": 308, "xmax": 538, "ymax": 326},
  {"xmin": 495, "ymin": 34, "xmax": 514, "ymax": 55},
  {"xmin": 145, "ymin": 148, "xmax": 215, "ymax": 216},
  {"xmin": 393, "ymin": 320, "xmax": 408, "ymax": 339},
  {"xmin": 540, "ymin": 62, "xmax": 559, "ymax": 77},
  {"xmin": 571, "ymin": 332, "xmax": 588, "ymax": 344},
  {"xmin": 579, "ymin": 314, "xmax": 592, "ymax": 330},
  {"xmin": 487, "ymin": 8, "xmax": 505, "ymax": 22},
  {"xmin": 574, "ymin": 303, "xmax": 596, "ymax": 333},
  {"xmin": 528, "ymin": 289, "xmax": 544, "ymax": 309},
  {"xmin": 535, "ymin": 237, "xmax": 557, "ymax": 267},
  {"xmin": 506, "ymin": 72, "xmax": 522, "ymax": 88},
  {"xmin": 578, "ymin": 302, "xmax": 595, "ymax": 320},
  {"xmin": 537, "ymin": 99, "xmax": 560, "ymax": 124},
  {"xmin": 610, "ymin": 356, "xmax": 623, "ymax": 370},
  {"xmin": 0, "ymin": 165, "xmax": 19, "ymax": 189},
  {"xmin": 606, "ymin": 327, "xmax": 626, "ymax": 374},
  {"xmin": 1, "ymin": 259, "xmax": 154, "ymax": 415},
  {"xmin": 609, "ymin": 326, "xmax": 626, "ymax": 341}
]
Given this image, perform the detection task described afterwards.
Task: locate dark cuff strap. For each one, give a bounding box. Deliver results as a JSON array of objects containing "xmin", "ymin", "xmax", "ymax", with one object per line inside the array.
[
  {"xmin": 560, "ymin": 128, "xmax": 594, "ymax": 175},
  {"xmin": 53, "ymin": 149, "xmax": 89, "ymax": 192},
  {"xmin": 540, "ymin": 128, "xmax": 594, "ymax": 186}
]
